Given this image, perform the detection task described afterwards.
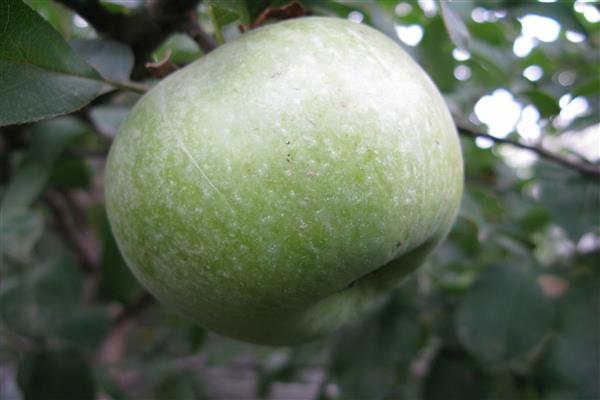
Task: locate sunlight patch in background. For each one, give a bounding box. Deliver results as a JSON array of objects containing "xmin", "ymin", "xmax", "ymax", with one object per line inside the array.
[
  {"xmin": 73, "ymin": 14, "xmax": 88, "ymax": 28},
  {"xmin": 471, "ymin": 7, "xmax": 507, "ymax": 23},
  {"xmin": 395, "ymin": 2, "xmax": 412, "ymax": 17},
  {"xmin": 454, "ymin": 65, "xmax": 471, "ymax": 81},
  {"xmin": 520, "ymin": 15, "xmax": 560, "ymax": 42},
  {"xmin": 347, "ymin": 11, "xmax": 364, "ymax": 24},
  {"xmin": 574, "ymin": 0, "xmax": 600, "ymax": 23},
  {"xmin": 417, "ymin": 0, "xmax": 437, "ymax": 17},
  {"xmin": 395, "ymin": 25, "xmax": 424, "ymax": 46},
  {"xmin": 523, "ymin": 65, "xmax": 544, "ymax": 82},
  {"xmin": 474, "ymin": 89, "xmax": 522, "ymax": 139},
  {"xmin": 512, "ymin": 14, "xmax": 560, "ymax": 57}
]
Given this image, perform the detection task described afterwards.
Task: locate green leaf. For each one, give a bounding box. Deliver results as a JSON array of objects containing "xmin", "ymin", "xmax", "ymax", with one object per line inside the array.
[
  {"xmin": 48, "ymin": 157, "xmax": 92, "ymax": 190},
  {"xmin": 541, "ymin": 275, "xmax": 600, "ymax": 399},
  {"xmin": 0, "ymin": 274, "xmax": 35, "ymax": 335},
  {"xmin": 467, "ymin": 21, "xmax": 507, "ymax": 47},
  {"xmin": 33, "ymin": 254, "xmax": 84, "ymax": 329},
  {"xmin": 0, "ymin": 208, "xmax": 44, "ymax": 262},
  {"xmin": 536, "ymin": 162, "xmax": 600, "ymax": 241},
  {"xmin": 1, "ymin": 117, "xmax": 88, "ymax": 213},
  {"xmin": 330, "ymin": 284, "xmax": 424, "ymax": 399},
  {"xmin": 423, "ymin": 350, "xmax": 491, "ymax": 400},
  {"xmin": 571, "ymin": 76, "xmax": 600, "ymax": 98},
  {"xmin": 54, "ymin": 306, "xmax": 110, "ymax": 350},
  {"xmin": 17, "ymin": 347, "xmax": 96, "ymax": 400},
  {"xmin": 456, "ymin": 263, "xmax": 555, "ymax": 365},
  {"xmin": 0, "ymin": 0, "xmax": 103, "ymax": 126},
  {"xmin": 438, "ymin": 0, "xmax": 469, "ymax": 50},
  {"xmin": 468, "ymin": 39, "xmax": 511, "ymax": 87},
  {"xmin": 97, "ymin": 209, "xmax": 142, "ymax": 304},
  {"xmin": 420, "ymin": 16, "xmax": 456, "ymax": 92},
  {"xmin": 519, "ymin": 90, "xmax": 561, "ymax": 119},
  {"xmin": 0, "ymin": 253, "xmax": 83, "ymax": 336},
  {"xmin": 459, "ymin": 190, "xmax": 486, "ymax": 230},
  {"xmin": 89, "ymin": 105, "xmax": 129, "ymax": 138},
  {"xmin": 155, "ymin": 370, "xmax": 204, "ymax": 400},
  {"xmin": 208, "ymin": 0, "xmax": 251, "ymax": 43},
  {"xmin": 69, "ymin": 39, "xmax": 134, "ymax": 83}
]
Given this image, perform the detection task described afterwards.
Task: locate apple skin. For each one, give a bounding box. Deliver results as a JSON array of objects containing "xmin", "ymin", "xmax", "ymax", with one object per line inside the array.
[{"xmin": 105, "ymin": 17, "xmax": 463, "ymax": 345}]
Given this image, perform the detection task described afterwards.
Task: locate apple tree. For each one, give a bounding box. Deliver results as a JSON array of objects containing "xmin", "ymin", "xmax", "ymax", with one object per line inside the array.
[{"xmin": 0, "ymin": 1, "xmax": 598, "ymax": 399}]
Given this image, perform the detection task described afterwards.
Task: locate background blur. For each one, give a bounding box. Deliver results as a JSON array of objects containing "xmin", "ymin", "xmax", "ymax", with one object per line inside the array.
[{"xmin": 1, "ymin": 0, "xmax": 599, "ymax": 399}]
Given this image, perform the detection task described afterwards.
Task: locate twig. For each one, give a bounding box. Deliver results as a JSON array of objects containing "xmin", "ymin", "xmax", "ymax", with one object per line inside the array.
[
  {"xmin": 98, "ymin": 292, "xmax": 155, "ymax": 365},
  {"xmin": 44, "ymin": 192, "xmax": 98, "ymax": 274},
  {"xmin": 457, "ymin": 122, "xmax": 600, "ymax": 178},
  {"xmin": 113, "ymin": 292, "xmax": 155, "ymax": 327},
  {"xmin": 182, "ymin": 16, "xmax": 217, "ymax": 54},
  {"xmin": 103, "ymin": 79, "xmax": 149, "ymax": 94}
]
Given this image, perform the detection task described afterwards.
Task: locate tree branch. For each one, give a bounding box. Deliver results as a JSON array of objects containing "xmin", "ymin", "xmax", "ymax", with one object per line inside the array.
[
  {"xmin": 181, "ymin": 14, "xmax": 217, "ymax": 54},
  {"xmin": 55, "ymin": 0, "xmax": 202, "ymax": 78},
  {"xmin": 113, "ymin": 292, "xmax": 155, "ymax": 327},
  {"xmin": 98, "ymin": 292, "xmax": 155, "ymax": 365},
  {"xmin": 456, "ymin": 122, "xmax": 600, "ymax": 178},
  {"xmin": 44, "ymin": 191, "xmax": 98, "ymax": 274}
]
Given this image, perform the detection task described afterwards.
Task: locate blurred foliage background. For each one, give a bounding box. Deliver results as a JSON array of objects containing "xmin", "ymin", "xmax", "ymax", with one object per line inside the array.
[{"xmin": 1, "ymin": 0, "xmax": 599, "ymax": 399}]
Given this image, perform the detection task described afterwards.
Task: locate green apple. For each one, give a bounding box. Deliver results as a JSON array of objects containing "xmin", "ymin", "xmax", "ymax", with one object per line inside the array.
[{"xmin": 105, "ymin": 17, "xmax": 463, "ymax": 345}]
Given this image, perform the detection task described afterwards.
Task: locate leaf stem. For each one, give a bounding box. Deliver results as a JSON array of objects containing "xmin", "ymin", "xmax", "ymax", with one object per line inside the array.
[{"xmin": 104, "ymin": 79, "xmax": 149, "ymax": 94}]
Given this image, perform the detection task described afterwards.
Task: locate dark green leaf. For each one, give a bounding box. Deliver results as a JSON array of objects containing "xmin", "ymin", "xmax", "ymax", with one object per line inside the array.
[
  {"xmin": 330, "ymin": 284, "xmax": 424, "ymax": 399},
  {"xmin": 0, "ymin": 253, "xmax": 83, "ymax": 336},
  {"xmin": 423, "ymin": 350, "xmax": 491, "ymax": 400},
  {"xmin": 459, "ymin": 190, "xmax": 486, "ymax": 230},
  {"xmin": 208, "ymin": 0, "xmax": 251, "ymax": 33},
  {"xmin": 0, "ymin": 208, "xmax": 44, "ymax": 262},
  {"xmin": 17, "ymin": 348, "xmax": 95, "ymax": 400},
  {"xmin": 536, "ymin": 162, "xmax": 600, "ymax": 241},
  {"xmin": 155, "ymin": 370, "xmax": 204, "ymax": 400},
  {"xmin": 33, "ymin": 254, "xmax": 84, "ymax": 329},
  {"xmin": 541, "ymin": 275, "xmax": 600, "ymax": 399},
  {"xmin": 48, "ymin": 157, "xmax": 92, "ymax": 190},
  {"xmin": 89, "ymin": 105, "xmax": 129, "ymax": 138},
  {"xmin": 420, "ymin": 16, "xmax": 456, "ymax": 92},
  {"xmin": 519, "ymin": 90, "xmax": 561, "ymax": 119},
  {"xmin": 0, "ymin": 0, "xmax": 102, "ymax": 126},
  {"xmin": 456, "ymin": 263, "xmax": 555, "ymax": 365},
  {"xmin": 467, "ymin": 21, "xmax": 507, "ymax": 47},
  {"xmin": 97, "ymin": 209, "xmax": 142, "ymax": 304},
  {"xmin": 69, "ymin": 39, "xmax": 134, "ymax": 83},
  {"xmin": 0, "ymin": 274, "xmax": 35, "ymax": 335},
  {"xmin": 571, "ymin": 77, "xmax": 600, "ymax": 98},
  {"xmin": 468, "ymin": 39, "xmax": 511, "ymax": 87},
  {"xmin": 0, "ymin": 117, "xmax": 88, "ymax": 213},
  {"xmin": 54, "ymin": 306, "xmax": 110, "ymax": 350}
]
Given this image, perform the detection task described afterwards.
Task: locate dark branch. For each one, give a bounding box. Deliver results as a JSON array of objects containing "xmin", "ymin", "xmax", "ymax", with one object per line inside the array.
[
  {"xmin": 181, "ymin": 14, "xmax": 217, "ymax": 54},
  {"xmin": 457, "ymin": 122, "xmax": 600, "ymax": 178},
  {"xmin": 55, "ymin": 0, "xmax": 202, "ymax": 78},
  {"xmin": 44, "ymin": 192, "xmax": 98, "ymax": 273},
  {"xmin": 113, "ymin": 292, "xmax": 155, "ymax": 327}
]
